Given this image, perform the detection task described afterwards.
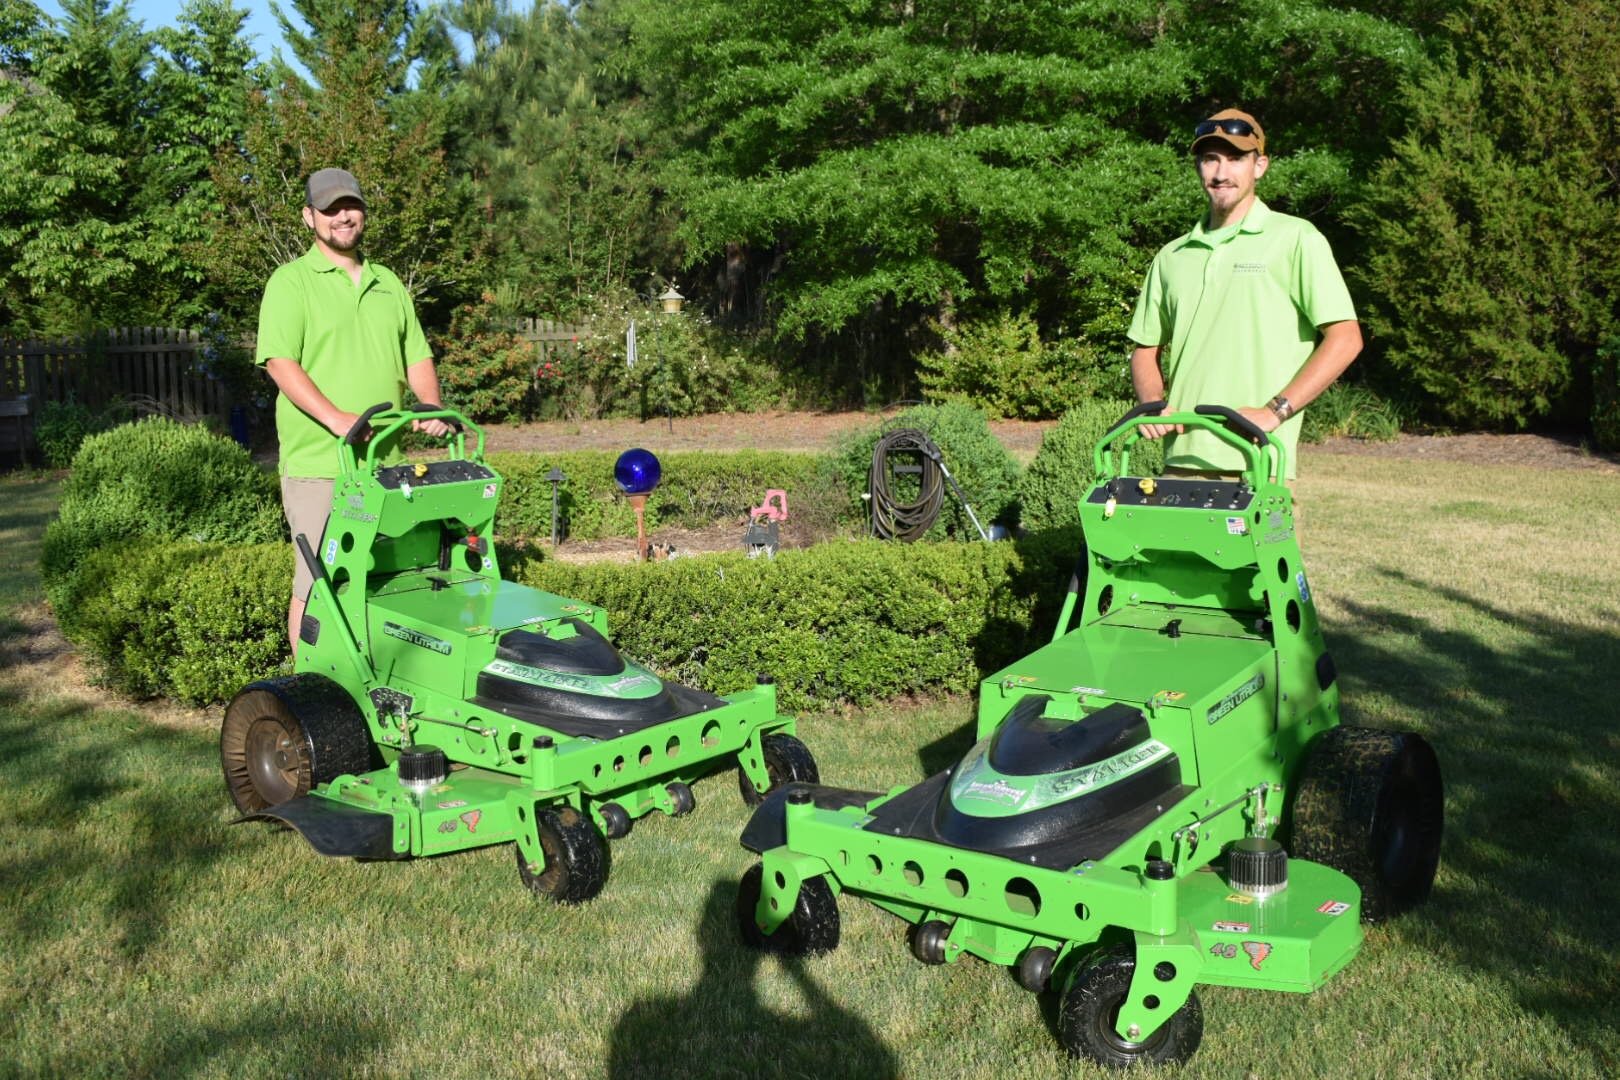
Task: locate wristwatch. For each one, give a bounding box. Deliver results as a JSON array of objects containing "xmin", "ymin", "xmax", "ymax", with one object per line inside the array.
[{"xmin": 1266, "ymin": 395, "xmax": 1294, "ymax": 422}]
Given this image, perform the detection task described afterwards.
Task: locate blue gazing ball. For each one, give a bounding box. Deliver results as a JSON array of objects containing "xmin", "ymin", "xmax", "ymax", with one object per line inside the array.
[{"xmin": 614, "ymin": 448, "xmax": 661, "ymax": 494}]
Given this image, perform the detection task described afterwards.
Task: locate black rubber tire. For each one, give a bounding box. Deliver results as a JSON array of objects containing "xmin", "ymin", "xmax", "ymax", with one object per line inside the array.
[
  {"xmin": 1290, "ymin": 726, "xmax": 1444, "ymax": 923},
  {"xmin": 908, "ymin": 919, "xmax": 951, "ymax": 965},
  {"xmin": 516, "ymin": 806, "xmax": 609, "ymax": 904},
  {"xmin": 735, "ymin": 863, "xmax": 840, "ymax": 955},
  {"xmin": 738, "ymin": 733, "xmax": 820, "ymax": 806},
  {"xmin": 666, "ymin": 781, "xmax": 696, "ymax": 817},
  {"xmin": 1058, "ymin": 949, "xmax": 1203, "ymax": 1068},
  {"xmin": 1017, "ymin": 945, "xmax": 1056, "ymax": 993},
  {"xmin": 598, "ymin": 801, "xmax": 632, "ymax": 840},
  {"xmin": 220, "ymin": 675, "xmax": 372, "ymax": 813}
]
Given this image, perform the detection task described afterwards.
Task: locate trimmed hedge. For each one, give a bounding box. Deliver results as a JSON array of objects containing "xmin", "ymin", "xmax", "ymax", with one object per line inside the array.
[
  {"xmin": 64, "ymin": 536, "xmax": 1076, "ymax": 710},
  {"xmin": 42, "ymin": 418, "xmax": 284, "ymax": 616},
  {"xmin": 1018, "ymin": 400, "xmax": 1164, "ymax": 533}
]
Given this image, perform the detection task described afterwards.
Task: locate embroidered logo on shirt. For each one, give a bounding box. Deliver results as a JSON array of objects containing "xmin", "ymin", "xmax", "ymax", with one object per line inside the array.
[{"xmin": 1233, "ymin": 262, "xmax": 1267, "ymax": 274}]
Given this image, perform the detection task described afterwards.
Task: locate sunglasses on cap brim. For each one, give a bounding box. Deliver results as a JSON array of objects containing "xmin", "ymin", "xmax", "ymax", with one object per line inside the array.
[{"xmin": 1194, "ymin": 118, "xmax": 1256, "ymax": 139}]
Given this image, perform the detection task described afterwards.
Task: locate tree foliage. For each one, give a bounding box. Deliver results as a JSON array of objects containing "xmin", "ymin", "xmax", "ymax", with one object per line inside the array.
[
  {"xmin": 1351, "ymin": 0, "xmax": 1619, "ymax": 428},
  {"xmin": 199, "ymin": 0, "xmax": 465, "ymax": 325}
]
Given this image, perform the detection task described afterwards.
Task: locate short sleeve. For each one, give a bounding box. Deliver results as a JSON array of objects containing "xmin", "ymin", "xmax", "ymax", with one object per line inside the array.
[
  {"xmin": 401, "ymin": 291, "xmax": 431, "ymax": 364},
  {"xmin": 255, "ymin": 266, "xmax": 304, "ymax": 365},
  {"xmin": 1127, "ymin": 255, "xmax": 1167, "ymax": 347},
  {"xmin": 1295, "ymin": 228, "xmax": 1357, "ymax": 328}
]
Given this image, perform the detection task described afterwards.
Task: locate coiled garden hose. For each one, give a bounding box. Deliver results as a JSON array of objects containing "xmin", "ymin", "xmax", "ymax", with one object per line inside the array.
[{"xmin": 868, "ymin": 429, "xmax": 990, "ymax": 541}]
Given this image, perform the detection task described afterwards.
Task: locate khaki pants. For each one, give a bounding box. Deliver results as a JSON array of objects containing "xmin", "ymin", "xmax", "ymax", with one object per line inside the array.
[{"xmin": 281, "ymin": 476, "xmax": 335, "ymax": 601}]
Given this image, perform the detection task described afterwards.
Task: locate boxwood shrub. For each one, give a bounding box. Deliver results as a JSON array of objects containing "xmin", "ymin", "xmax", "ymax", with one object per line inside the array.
[
  {"xmin": 65, "ymin": 535, "xmax": 1077, "ymax": 709},
  {"xmin": 1017, "ymin": 400, "xmax": 1164, "ymax": 534}
]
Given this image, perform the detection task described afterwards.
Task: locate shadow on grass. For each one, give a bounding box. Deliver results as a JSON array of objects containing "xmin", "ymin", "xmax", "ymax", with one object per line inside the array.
[
  {"xmin": 606, "ymin": 878, "xmax": 900, "ymax": 1080},
  {"xmin": 1330, "ymin": 568, "xmax": 1620, "ymax": 1059},
  {"xmin": 0, "ymin": 678, "xmax": 232, "ymax": 962}
]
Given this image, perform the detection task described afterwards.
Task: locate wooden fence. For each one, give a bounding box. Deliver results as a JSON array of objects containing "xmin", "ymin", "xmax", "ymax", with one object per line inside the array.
[
  {"xmin": 1, "ymin": 327, "xmax": 233, "ymax": 418},
  {"xmin": 512, "ymin": 317, "xmax": 584, "ymax": 366}
]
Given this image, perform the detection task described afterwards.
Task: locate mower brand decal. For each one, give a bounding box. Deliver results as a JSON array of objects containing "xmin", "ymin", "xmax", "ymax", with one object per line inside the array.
[
  {"xmin": 1206, "ymin": 673, "xmax": 1265, "ymax": 725},
  {"xmin": 460, "ymin": 809, "xmax": 482, "ymax": 833},
  {"xmin": 1242, "ymin": 941, "xmax": 1273, "ymax": 971},
  {"xmin": 484, "ymin": 659, "xmax": 663, "ymax": 699},
  {"xmin": 1260, "ymin": 528, "xmax": 1295, "ymax": 545},
  {"xmin": 1317, "ymin": 899, "xmax": 1351, "ymax": 917},
  {"xmin": 1210, "ymin": 943, "xmax": 1238, "ymax": 959},
  {"xmin": 383, "ymin": 622, "xmax": 452, "ymax": 655},
  {"xmin": 1226, "ymin": 516, "xmax": 1248, "ymax": 535},
  {"xmin": 958, "ymin": 779, "xmax": 1029, "ymax": 808},
  {"xmin": 437, "ymin": 820, "xmax": 459, "ymax": 834},
  {"xmin": 483, "ymin": 483, "xmax": 497, "ymax": 498},
  {"xmin": 1069, "ymin": 685, "xmax": 1106, "ymax": 697},
  {"xmin": 1213, "ymin": 921, "xmax": 1250, "ymax": 933},
  {"xmin": 340, "ymin": 508, "xmax": 378, "ymax": 523},
  {"xmin": 324, "ymin": 537, "xmax": 339, "ymax": 564},
  {"xmin": 437, "ymin": 799, "xmax": 468, "ymax": 809},
  {"xmin": 348, "ymin": 495, "xmax": 366, "ymax": 509},
  {"xmin": 1295, "ymin": 571, "xmax": 1311, "ymax": 601},
  {"xmin": 1224, "ymin": 893, "xmax": 1255, "ymax": 906}
]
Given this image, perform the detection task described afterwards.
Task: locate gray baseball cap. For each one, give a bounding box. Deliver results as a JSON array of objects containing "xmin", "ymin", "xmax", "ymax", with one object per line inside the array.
[{"xmin": 305, "ymin": 168, "xmax": 367, "ymax": 211}]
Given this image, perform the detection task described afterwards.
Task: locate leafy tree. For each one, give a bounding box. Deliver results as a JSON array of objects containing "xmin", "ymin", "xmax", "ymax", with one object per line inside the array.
[
  {"xmin": 200, "ymin": 0, "xmax": 466, "ymax": 324},
  {"xmin": 441, "ymin": 0, "xmax": 667, "ymax": 315},
  {"xmin": 1352, "ymin": 0, "xmax": 1619, "ymax": 428},
  {"xmin": 627, "ymin": 0, "xmax": 1421, "ymax": 403},
  {"xmin": 0, "ymin": 0, "xmax": 254, "ymax": 334}
]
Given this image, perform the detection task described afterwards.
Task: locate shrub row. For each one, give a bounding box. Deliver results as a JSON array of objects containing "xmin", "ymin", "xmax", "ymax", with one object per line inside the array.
[{"xmin": 61, "ymin": 535, "xmax": 1079, "ymax": 710}]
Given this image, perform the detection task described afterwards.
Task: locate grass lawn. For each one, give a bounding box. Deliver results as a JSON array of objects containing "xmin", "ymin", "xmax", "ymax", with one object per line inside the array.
[{"xmin": 2, "ymin": 452, "xmax": 1617, "ymax": 1079}]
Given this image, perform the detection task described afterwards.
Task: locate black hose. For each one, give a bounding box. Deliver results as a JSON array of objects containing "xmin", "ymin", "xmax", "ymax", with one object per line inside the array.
[{"xmin": 869, "ymin": 428, "xmax": 945, "ymax": 541}]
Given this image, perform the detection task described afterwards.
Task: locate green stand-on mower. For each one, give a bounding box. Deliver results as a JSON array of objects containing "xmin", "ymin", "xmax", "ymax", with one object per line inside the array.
[
  {"xmin": 221, "ymin": 404, "xmax": 817, "ymax": 903},
  {"xmin": 735, "ymin": 403, "xmax": 1442, "ymax": 1067}
]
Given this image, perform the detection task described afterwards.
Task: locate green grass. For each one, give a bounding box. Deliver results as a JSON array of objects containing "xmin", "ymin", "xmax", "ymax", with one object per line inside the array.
[{"xmin": 2, "ymin": 453, "xmax": 1618, "ymax": 1078}]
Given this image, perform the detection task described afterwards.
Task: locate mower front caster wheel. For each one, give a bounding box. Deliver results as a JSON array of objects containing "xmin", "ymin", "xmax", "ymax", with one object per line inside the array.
[
  {"xmin": 739, "ymin": 734, "xmax": 820, "ymax": 806},
  {"xmin": 517, "ymin": 807, "xmax": 609, "ymax": 904},
  {"xmin": 666, "ymin": 782, "xmax": 696, "ymax": 816},
  {"xmin": 1059, "ymin": 949, "xmax": 1203, "ymax": 1068},
  {"xmin": 735, "ymin": 864, "xmax": 840, "ymax": 955},
  {"xmin": 909, "ymin": 920, "xmax": 951, "ymax": 965}
]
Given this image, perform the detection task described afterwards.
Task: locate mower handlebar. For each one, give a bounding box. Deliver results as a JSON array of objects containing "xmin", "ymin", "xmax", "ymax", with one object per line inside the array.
[
  {"xmin": 1092, "ymin": 403, "xmax": 1288, "ymax": 486},
  {"xmin": 335, "ymin": 403, "xmax": 484, "ymax": 477}
]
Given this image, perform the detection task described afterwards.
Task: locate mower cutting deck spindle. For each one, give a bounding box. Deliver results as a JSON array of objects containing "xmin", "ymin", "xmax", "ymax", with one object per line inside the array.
[
  {"xmin": 735, "ymin": 402, "xmax": 1443, "ymax": 1068},
  {"xmin": 221, "ymin": 403, "xmax": 817, "ymax": 903}
]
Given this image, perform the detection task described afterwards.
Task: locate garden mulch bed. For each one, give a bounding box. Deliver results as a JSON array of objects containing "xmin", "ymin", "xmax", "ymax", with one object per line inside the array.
[{"xmin": 481, "ymin": 412, "xmax": 1617, "ymax": 564}]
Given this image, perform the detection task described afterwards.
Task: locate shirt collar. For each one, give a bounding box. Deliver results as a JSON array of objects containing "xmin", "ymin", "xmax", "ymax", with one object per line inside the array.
[
  {"xmin": 300, "ymin": 243, "xmax": 372, "ymax": 281},
  {"xmin": 1175, "ymin": 199, "xmax": 1272, "ymax": 249}
]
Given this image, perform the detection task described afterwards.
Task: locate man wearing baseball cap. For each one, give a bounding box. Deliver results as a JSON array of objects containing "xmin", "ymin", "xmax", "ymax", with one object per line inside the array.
[
  {"xmin": 255, "ymin": 167, "xmax": 451, "ymax": 655},
  {"xmin": 1126, "ymin": 109, "xmax": 1362, "ymax": 480}
]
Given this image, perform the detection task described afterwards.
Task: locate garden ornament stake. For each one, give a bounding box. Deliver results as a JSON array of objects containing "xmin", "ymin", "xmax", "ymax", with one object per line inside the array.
[
  {"xmin": 615, "ymin": 447, "xmax": 661, "ymax": 560},
  {"xmin": 545, "ymin": 465, "xmax": 566, "ymax": 547}
]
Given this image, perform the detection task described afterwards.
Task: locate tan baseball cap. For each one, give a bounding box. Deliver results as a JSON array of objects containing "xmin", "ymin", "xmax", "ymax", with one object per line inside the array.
[
  {"xmin": 305, "ymin": 168, "xmax": 367, "ymax": 211},
  {"xmin": 1191, "ymin": 109, "xmax": 1265, "ymax": 156}
]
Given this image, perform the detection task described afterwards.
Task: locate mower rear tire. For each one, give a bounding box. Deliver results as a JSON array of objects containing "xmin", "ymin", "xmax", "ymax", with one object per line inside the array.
[
  {"xmin": 738, "ymin": 733, "xmax": 820, "ymax": 806},
  {"xmin": 221, "ymin": 675, "xmax": 372, "ymax": 814},
  {"xmin": 1290, "ymin": 726, "xmax": 1443, "ymax": 923},
  {"xmin": 517, "ymin": 806, "xmax": 609, "ymax": 904},
  {"xmin": 735, "ymin": 863, "xmax": 840, "ymax": 955},
  {"xmin": 1058, "ymin": 948, "xmax": 1203, "ymax": 1068}
]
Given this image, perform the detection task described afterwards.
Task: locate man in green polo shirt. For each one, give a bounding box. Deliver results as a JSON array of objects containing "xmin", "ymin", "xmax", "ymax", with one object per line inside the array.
[
  {"xmin": 1127, "ymin": 109, "xmax": 1362, "ymax": 480},
  {"xmin": 256, "ymin": 167, "xmax": 450, "ymax": 655}
]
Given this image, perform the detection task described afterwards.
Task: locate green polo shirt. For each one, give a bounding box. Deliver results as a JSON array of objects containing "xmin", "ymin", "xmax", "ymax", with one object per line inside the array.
[
  {"xmin": 255, "ymin": 246, "xmax": 432, "ymax": 478},
  {"xmin": 1127, "ymin": 200, "xmax": 1356, "ymax": 478}
]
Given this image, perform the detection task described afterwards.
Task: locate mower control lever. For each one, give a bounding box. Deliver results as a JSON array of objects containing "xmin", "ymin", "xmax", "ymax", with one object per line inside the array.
[
  {"xmin": 1194, "ymin": 404, "xmax": 1267, "ymax": 446},
  {"xmin": 345, "ymin": 402, "xmax": 394, "ymax": 446}
]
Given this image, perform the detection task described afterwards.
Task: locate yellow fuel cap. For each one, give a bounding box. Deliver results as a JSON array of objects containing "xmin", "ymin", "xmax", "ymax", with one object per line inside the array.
[
  {"xmin": 1139, "ymin": 477, "xmax": 1157, "ymax": 495},
  {"xmin": 413, "ymin": 462, "xmax": 428, "ymax": 478}
]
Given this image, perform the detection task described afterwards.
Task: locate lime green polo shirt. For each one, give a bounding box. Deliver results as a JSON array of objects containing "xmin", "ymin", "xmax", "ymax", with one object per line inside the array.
[
  {"xmin": 255, "ymin": 246, "xmax": 432, "ymax": 478},
  {"xmin": 1127, "ymin": 200, "xmax": 1356, "ymax": 478}
]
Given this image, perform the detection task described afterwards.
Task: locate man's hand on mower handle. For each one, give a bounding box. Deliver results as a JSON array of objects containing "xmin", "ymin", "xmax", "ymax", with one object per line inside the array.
[
  {"xmin": 413, "ymin": 416, "xmax": 453, "ymax": 437},
  {"xmin": 1235, "ymin": 406, "xmax": 1282, "ymax": 434},
  {"xmin": 329, "ymin": 410, "xmax": 370, "ymax": 441},
  {"xmin": 1138, "ymin": 407, "xmax": 1183, "ymax": 440}
]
